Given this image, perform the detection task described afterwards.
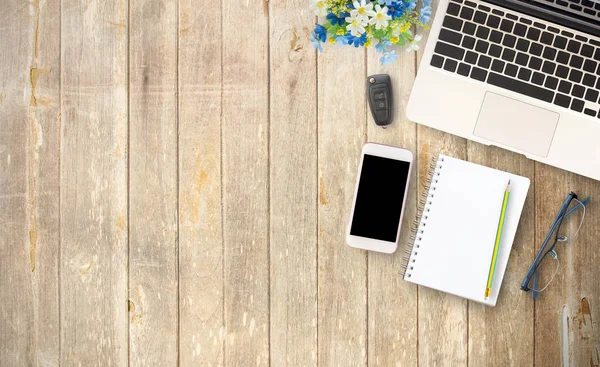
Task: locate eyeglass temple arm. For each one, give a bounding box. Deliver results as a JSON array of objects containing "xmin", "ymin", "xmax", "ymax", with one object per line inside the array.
[{"xmin": 520, "ymin": 194, "xmax": 590, "ymax": 293}]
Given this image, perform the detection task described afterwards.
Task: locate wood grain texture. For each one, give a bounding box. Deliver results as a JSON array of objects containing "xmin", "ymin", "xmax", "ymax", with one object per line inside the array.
[
  {"xmin": 0, "ymin": 0, "xmax": 60, "ymax": 365},
  {"xmin": 129, "ymin": 0, "xmax": 178, "ymax": 364},
  {"xmin": 178, "ymin": 0, "xmax": 224, "ymax": 363},
  {"xmin": 60, "ymin": 0, "xmax": 128, "ymax": 364},
  {"xmin": 534, "ymin": 165, "xmax": 600, "ymax": 367},
  {"xmin": 221, "ymin": 0, "xmax": 270, "ymax": 363},
  {"xmin": 366, "ymin": 49, "xmax": 418, "ymax": 367},
  {"xmin": 467, "ymin": 144, "xmax": 535, "ymax": 367},
  {"xmin": 317, "ymin": 48, "xmax": 367, "ymax": 366},
  {"xmin": 269, "ymin": 1, "xmax": 317, "ymax": 365},
  {"xmin": 416, "ymin": 6, "xmax": 469, "ymax": 364}
]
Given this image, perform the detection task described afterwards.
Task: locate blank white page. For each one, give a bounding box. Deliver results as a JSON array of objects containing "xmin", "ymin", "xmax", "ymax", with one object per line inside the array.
[{"xmin": 404, "ymin": 154, "xmax": 530, "ymax": 306}]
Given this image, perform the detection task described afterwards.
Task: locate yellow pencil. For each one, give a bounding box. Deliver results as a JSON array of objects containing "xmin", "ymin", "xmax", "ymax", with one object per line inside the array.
[{"xmin": 484, "ymin": 179, "xmax": 511, "ymax": 299}]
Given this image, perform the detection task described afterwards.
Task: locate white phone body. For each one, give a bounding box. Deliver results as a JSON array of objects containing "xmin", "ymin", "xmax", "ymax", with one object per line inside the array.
[{"xmin": 346, "ymin": 143, "xmax": 413, "ymax": 253}]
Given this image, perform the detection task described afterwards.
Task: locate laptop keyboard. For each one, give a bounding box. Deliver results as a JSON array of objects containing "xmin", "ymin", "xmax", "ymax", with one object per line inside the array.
[{"xmin": 431, "ymin": 0, "xmax": 600, "ymax": 118}]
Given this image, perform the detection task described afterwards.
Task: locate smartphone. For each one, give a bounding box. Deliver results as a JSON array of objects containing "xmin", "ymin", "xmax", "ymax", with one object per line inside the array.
[{"xmin": 346, "ymin": 143, "xmax": 413, "ymax": 253}]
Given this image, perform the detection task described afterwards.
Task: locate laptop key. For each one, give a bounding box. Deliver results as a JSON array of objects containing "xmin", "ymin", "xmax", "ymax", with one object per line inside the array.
[
  {"xmin": 540, "ymin": 32, "xmax": 554, "ymax": 45},
  {"xmin": 526, "ymin": 28, "xmax": 541, "ymax": 41},
  {"xmin": 501, "ymin": 48, "xmax": 516, "ymax": 62},
  {"xmin": 431, "ymin": 54, "xmax": 445, "ymax": 68},
  {"xmin": 486, "ymin": 15, "xmax": 501, "ymax": 28},
  {"xmin": 567, "ymin": 40, "xmax": 581, "ymax": 53},
  {"xmin": 504, "ymin": 63, "xmax": 518, "ymax": 77},
  {"xmin": 502, "ymin": 34, "xmax": 517, "ymax": 48},
  {"xmin": 516, "ymin": 52, "xmax": 529, "ymax": 66},
  {"xmin": 443, "ymin": 16, "xmax": 463, "ymax": 31},
  {"xmin": 462, "ymin": 36, "xmax": 476, "ymax": 49},
  {"xmin": 488, "ymin": 72, "xmax": 554, "ymax": 102},
  {"xmin": 558, "ymin": 80, "xmax": 572, "ymax": 94},
  {"xmin": 581, "ymin": 44, "xmax": 594, "ymax": 58},
  {"xmin": 569, "ymin": 69, "xmax": 583, "ymax": 83},
  {"xmin": 473, "ymin": 11, "xmax": 487, "ymax": 24},
  {"xmin": 444, "ymin": 58, "xmax": 459, "ymax": 72},
  {"xmin": 570, "ymin": 55, "xmax": 583, "ymax": 69},
  {"xmin": 556, "ymin": 65, "xmax": 569, "ymax": 78},
  {"xmin": 554, "ymin": 93, "xmax": 571, "ymax": 108},
  {"xmin": 476, "ymin": 26, "xmax": 491, "ymax": 39},
  {"xmin": 553, "ymin": 36, "xmax": 567, "ymax": 49},
  {"xmin": 584, "ymin": 108, "xmax": 596, "ymax": 117},
  {"xmin": 583, "ymin": 73, "xmax": 596, "ymax": 87},
  {"xmin": 491, "ymin": 59, "xmax": 505, "ymax": 72},
  {"xmin": 529, "ymin": 43, "xmax": 543, "ymax": 56},
  {"xmin": 529, "ymin": 57, "xmax": 543, "ymax": 70},
  {"xmin": 439, "ymin": 29, "xmax": 463, "ymax": 45},
  {"xmin": 542, "ymin": 47, "xmax": 557, "ymax": 60},
  {"xmin": 556, "ymin": 51, "xmax": 570, "ymax": 64},
  {"xmin": 585, "ymin": 88, "xmax": 599, "ymax": 102},
  {"xmin": 475, "ymin": 40, "xmax": 489, "ymax": 53},
  {"xmin": 595, "ymin": 49, "xmax": 600, "ymax": 61},
  {"xmin": 532, "ymin": 72, "xmax": 545, "ymax": 85},
  {"xmin": 583, "ymin": 59, "xmax": 597, "ymax": 73},
  {"xmin": 489, "ymin": 30, "xmax": 503, "ymax": 43},
  {"xmin": 489, "ymin": 44, "xmax": 502, "ymax": 58},
  {"xmin": 516, "ymin": 38, "xmax": 530, "ymax": 52},
  {"xmin": 465, "ymin": 51, "xmax": 478, "ymax": 64},
  {"xmin": 571, "ymin": 99, "xmax": 585, "ymax": 112},
  {"xmin": 500, "ymin": 19, "xmax": 514, "ymax": 33},
  {"xmin": 572, "ymin": 84, "xmax": 585, "ymax": 98},
  {"xmin": 457, "ymin": 62, "xmax": 471, "ymax": 76},
  {"xmin": 518, "ymin": 68, "xmax": 532, "ymax": 81},
  {"xmin": 545, "ymin": 76, "xmax": 559, "ymax": 89},
  {"xmin": 514, "ymin": 23, "xmax": 527, "ymax": 37},
  {"xmin": 542, "ymin": 61, "xmax": 556, "ymax": 74},
  {"xmin": 463, "ymin": 21, "xmax": 477, "ymax": 35},
  {"xmin": 460, "ymin": 6, "xmax": 474, "ymax": 20},
  {"xmin": 470, "ymin": 67, "xmax": 488, "ymax": 81},
  {"xmin": 435, "ymin": 41, "xmax": 466, "ymax": 60},
  {"xmin": 478, "ymin": 55, "xmax": 492, "ymax": 68},
  {"xmin": 447, "ymin": 2, "xmax": 461, "ymax": 16}
]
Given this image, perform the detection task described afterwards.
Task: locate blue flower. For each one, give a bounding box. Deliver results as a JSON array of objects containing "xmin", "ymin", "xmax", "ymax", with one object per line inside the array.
[
  {"xmin": 403, "ymin": 0, "xmax": 417, "ymax": 10},
  {"xmin": 375, "ymin": 38, "xmax": 392, "ymax": 53},
  {"xmin": 378, "ymin": 0, "xmax": 395, "ymax": 6},
  {"xmin": 380, "ymin": 50, "xmax": 399, "ymax": 65},
  {"xmin": 335, "ymin": 35, "xmax": 350, "ymax": 46},
  {"xmin": 347, "ymin": 32, "xmax": 368, "ymax": 47},
  {"xmin": 387, "ymin": 2, "xmax": 405, "ymax": 18},
  {"xmin": 310, "ymin": 31, "xmax": 324, "ymax": 52},
  {"xmin": 314, "ymin": 24, "xmax": 328, "ymax": 42},
  {"xmin": 327, "ymin": 11, "xmax": 350, "ymax": 26},
  {"xmin": 419, "ymin": 5, "xmax": 431, "ymax": 24}
]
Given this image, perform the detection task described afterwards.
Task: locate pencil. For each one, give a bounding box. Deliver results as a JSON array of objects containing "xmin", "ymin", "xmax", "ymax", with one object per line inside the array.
[{"xmin": 484, "ymin": 179, "xmax": 511, "ymax": 299}]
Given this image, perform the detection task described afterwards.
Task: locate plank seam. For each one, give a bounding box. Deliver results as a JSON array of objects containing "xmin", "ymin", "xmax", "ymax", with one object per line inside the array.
[
  {"xmin": 176, "ymin": 0, "xmax": 181, "ymax": 364},
  {"xmin": 58, "ymin": 0, "xmax": 63, "ymax": 364},
  {"xmin": 126, "ymin": 0, "xmax": 131, "ymax": 364},
  {"xmin": 315, "ymin": 28, "xmax": 319, "ymax": 367}
]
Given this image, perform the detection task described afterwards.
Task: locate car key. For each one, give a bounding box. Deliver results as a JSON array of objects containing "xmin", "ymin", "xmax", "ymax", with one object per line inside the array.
[{"xmin": 367, "ymin": 74, "xmax": 393, "ymax": 127}]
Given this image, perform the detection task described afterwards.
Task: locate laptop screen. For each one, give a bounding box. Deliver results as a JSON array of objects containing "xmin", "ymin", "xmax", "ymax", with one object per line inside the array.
[{"xmin": 485, "ymin": 0, "xmax": 600, "ymax": 37}]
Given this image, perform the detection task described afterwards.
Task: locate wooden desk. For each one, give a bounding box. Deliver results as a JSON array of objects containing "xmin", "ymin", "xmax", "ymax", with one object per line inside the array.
[{"xmin": 1, "ymin": 0, "xmax": 598, "ymax": 365}]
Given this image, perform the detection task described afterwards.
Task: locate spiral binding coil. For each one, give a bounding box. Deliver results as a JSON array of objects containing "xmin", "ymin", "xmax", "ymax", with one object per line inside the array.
[{"xmin": 399, "ymin": 155, "xmax": 445, "ymax": 278}]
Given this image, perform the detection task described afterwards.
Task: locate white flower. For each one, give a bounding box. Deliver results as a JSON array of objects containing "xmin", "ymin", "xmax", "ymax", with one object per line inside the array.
[
  {"xmin": 345, "ymin": 12, "xmax": 369, "ymax": 36},
  {"xmin": 310, "ymin": 0, "xmax": 328, "ymax": 17},
  {"xmin": 351, "ymin": 0, "xmax": 376, "ymax": 22},
  {"xmin": 369, "ymin": 4, "xmax": 391, "ymax": 29},
  {"xmin": 406, "ymin": 34, "xmax": 423, "ymax": 52}
]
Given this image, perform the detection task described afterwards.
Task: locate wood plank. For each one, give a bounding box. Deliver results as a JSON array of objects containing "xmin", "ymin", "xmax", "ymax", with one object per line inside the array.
[
  {"xmin": 366, "ymin": 49, "xmax": 418, "ymax": 366},
  {"xmin": 416, "ymin": 4, "xmax": 469, "ymax": 363},
  {"xmin": 268, "ymin": 2, "xmax": 317, "ymax": 366},
  {"xmin": 178, "ymin": 0, "xmax": 224, "ymax": 363},
  {"xmin": 129, "ymin": 0, "xmax": 178, "ymax": 364},
  {"xmin": 467, "ymin": 144, "xmax": 535, "ymax": 367},
  {"xmin": 0, "ymin": 0, "xmax": 60, "ymax": 365},
  {"xmin": 221, "ymin": 0, "xmax": 270, "ymax": 363},
  {"xmin": 534, "ymin": 165, "xmax": 600, "ymax": 366},
  {"xmin": 317, "ymin": 47, "xmax": 367, "ymax": 366},
  {"xmin": 60, "ymin": 0, "xmax": 128, "ymax": 364}
]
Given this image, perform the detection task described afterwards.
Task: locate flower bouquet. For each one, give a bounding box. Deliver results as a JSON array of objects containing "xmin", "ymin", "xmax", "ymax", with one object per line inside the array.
[{"xmin": 309, "ymin": 0, "xmax": 432, "ymax": 65}]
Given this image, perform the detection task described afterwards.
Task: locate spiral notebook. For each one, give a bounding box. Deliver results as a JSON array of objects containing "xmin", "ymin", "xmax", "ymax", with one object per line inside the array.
[{"xmin": 401, "ymin": 154, "xmax": 530, "ymax": 306}]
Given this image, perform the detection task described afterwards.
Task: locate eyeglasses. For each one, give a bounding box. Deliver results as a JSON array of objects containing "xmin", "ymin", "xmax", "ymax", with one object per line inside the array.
[{"xmin": 520, "ymin": 191, "xmax": 590, "ymax": 300}]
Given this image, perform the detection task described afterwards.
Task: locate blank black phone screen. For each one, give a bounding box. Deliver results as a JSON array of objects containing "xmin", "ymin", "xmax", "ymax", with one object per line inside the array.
[{"xmin": 350, "ymin": 154, "xmax": 410, "ymax": 242}]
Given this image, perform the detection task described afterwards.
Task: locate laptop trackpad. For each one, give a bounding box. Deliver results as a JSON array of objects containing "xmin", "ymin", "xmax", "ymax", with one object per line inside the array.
[{"xmin": 473, "ymin": 92, "xmax": 559, "ymax": 158}]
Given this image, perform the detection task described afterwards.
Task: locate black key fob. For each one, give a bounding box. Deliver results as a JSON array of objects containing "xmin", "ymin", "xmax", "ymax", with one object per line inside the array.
[{"xmin": 367, "ymin": 74, "xmax": 393, "ymax": 127}]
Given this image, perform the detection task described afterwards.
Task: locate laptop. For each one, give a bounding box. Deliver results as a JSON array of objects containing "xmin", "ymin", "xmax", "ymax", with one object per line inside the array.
[{"xmin": 407, "ymin": 0, "xmax": 600, "ymax": 180}]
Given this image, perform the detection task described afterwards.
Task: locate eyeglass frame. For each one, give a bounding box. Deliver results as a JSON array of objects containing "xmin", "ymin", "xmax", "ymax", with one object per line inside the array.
[{"xmin": 520, "ymin": 191, "xmax": 590, "ymax": 299}]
